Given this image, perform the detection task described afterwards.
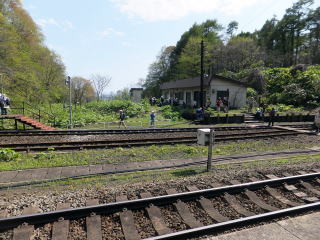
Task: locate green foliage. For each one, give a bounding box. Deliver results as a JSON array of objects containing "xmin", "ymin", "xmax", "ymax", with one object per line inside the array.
[
  {"xmin": 265, "ymin": 104, "xmax": 304, "ymax": 113},
  {"xmin": 263, "ymin": 65, "xmax": 320, "ymax": 107},
  {"xmin": 85, "ymin": 100, "xmax": 150, "ymax": 117},
  {"xmin": 39, "ymin": 100, "xmax": 151, "ymax": 127},
  {"xmin": 0, "ymin": 148, "xmax": 20, "ymax": 162},
  {"xmin": 159, "ymin": 105, "xmax": 181, "ymax": 121},
  {"xmin": 0, "ymin": 1, "xmax": 66, "ymax": 104},
  {"xmin": 247, "ymin": 88, "xmax": 258, "ymax": 98}
]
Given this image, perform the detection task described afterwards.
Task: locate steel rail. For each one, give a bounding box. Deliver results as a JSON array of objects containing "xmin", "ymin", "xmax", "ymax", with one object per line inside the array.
[
  {"xmin": 0, "ymin": 126, "xmax": 271, "ymax": 136},
  {"xmin": 0, "ymin": 124, "xmax": 312, "ymax": 136},
  {"xmin": 0, "ymin": 129, "xmax": 297, "ymax": 148},
  {"xmin": 0, "ymin": 130, "xmax": 301, "ymax": 152},
  {"xmin": 0, "ymin": 172, "xmax": 319, "ymax": 231},
  {"xmin": 145, "ymin": 202, "xmax": 320, "ymax": 240}
]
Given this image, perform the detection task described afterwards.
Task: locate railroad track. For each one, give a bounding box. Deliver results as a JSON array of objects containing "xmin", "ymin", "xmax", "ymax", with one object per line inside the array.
[
  {"xmin": 0, "ymin": 124, "xmax": 313, "ymax": 136},
  {"xmin": 1, "ymin": 171, "xmax": 320, "ymax": 239},
  {"xmin": 0, "ymin": 129, "xmax": 303, "ymax": 152}
]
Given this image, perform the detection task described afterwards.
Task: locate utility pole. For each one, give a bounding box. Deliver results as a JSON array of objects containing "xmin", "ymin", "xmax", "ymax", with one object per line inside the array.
[
  {"xmin": 200, "ymin": 39, "xmax": 204, "ymax": 109},
  {"xmin": 66, "ymin": 76, "xmax": 73, "ymax": 129}
]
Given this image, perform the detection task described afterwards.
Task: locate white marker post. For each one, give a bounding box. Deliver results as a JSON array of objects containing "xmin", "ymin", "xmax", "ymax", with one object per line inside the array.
[
  {"xmin": 207, "ymin": 129, "xmax": 214, "ymax": 171},
  {"xmin": 197, "ymin": 128, "xmax": 215, "ymax": 172}
]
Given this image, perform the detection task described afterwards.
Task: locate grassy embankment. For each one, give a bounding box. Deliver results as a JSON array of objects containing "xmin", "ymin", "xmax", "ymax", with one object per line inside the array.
[
  {"xmin": 0, "ymin": 140, "xmax": 319, "ymax": 171},
  {"xmin": 24, "ymin": 152, "xmax": 320, "ymax": 190}
]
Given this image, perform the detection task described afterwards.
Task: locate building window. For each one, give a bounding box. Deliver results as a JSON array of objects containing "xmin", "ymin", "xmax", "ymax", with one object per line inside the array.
[{"xmin": 193, "ymin": 91, "xmax": 199, "ymax": 101}]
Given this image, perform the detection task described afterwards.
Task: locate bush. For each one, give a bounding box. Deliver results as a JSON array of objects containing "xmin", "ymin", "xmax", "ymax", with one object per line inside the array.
[
  {"xmin": 263, "ymin": 65, "xmax": 320, "ymax": 107},
  {"xmin": 38, "ymin": 100, "xmax": 151, "ymax": 127},
  {"xmin": 265, "ymin": 104, "xmax": 303, "ymax": 113},
  {"xmin": 85, "ymin": 100, "xmax": 149, "ymax": 117},
  {"xmin": 0, "ymin": 149, "xmax": 20, "ymax": 162},
  {"xmin": 159, "ymin": 105, "xmax": 181, "ymax": 121},
  {"xmin": 247, "ymin": 88, "xmax": 258, "ymax": 98}
]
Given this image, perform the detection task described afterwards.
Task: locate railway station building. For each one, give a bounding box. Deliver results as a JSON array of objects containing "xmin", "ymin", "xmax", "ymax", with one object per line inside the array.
[{"xmin": 160, "ymin": 75, "xmax": 247, "ymax": 108}]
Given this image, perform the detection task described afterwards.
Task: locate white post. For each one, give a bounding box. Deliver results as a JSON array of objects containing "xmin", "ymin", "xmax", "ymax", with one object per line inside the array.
[{"xmin": 207, "ymin": 129, "xmax": 214, "ymax": 171}]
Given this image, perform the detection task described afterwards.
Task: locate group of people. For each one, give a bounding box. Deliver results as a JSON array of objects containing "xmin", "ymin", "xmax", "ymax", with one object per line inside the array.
[
  {"xmin": 118, "ymin": 109, "xmax": 156, "ymax": 128},
  {"xmin": 254, "ymin": 107, "xmax": 276, "ymax": 126},
  {"xmin": 216, "ymin": 97, "xmax": 229, "ymax": 112},
  {"xmin": 0, "ymin": 93, "xmax": 10, "ymax": 115},
  {"xmin": 149, "ymin": 96, "xmax": 174, "ymax": 107}
]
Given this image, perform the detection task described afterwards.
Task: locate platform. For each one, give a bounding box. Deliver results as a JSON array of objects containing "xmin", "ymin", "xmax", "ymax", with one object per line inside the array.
[
  {"xmin": 207, "ymin": 211, "xmax": 320, "ymax": 240},
  {"xmin": 0, "ymin": 114, "xmax": 54, "ymax": 130},
  {"xmin": 273, "ymin": 125, "xmax": 314, "ymax": 134}
]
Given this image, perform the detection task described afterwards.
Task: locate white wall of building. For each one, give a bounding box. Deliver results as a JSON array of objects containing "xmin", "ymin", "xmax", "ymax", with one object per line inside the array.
[
  {"xmin": 210, "ymin": 79, "xmax": 246, "ymax": 108},
  {"xmin": 161, "ymin": 78, "xmax": 247, "ymax": 108}
]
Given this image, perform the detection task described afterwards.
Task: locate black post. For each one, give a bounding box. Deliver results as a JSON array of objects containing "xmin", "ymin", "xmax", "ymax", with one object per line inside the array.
[{"xmin": 200, "ymin": 39, "xmax": 204, "ymax": 109}]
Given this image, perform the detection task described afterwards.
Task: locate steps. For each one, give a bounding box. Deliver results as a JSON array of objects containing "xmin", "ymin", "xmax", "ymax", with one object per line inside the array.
[
  {"xmin": 244, "ymin": 113, "xmax": 262, "ymax": 124},
  {"xmin": 0, "ymin": 115, "xmax": 55, "ymax": 130}
]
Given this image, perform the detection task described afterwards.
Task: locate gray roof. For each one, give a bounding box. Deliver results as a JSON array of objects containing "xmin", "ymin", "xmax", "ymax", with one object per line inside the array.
[{"xmin": 160, "ymin": 75, "xmax": 247, "ymax": 90}]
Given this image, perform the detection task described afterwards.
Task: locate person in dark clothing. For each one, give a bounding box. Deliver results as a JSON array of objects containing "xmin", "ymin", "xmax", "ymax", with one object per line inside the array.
[
  {"xmin": 0, "ymin": 94, "xmax": 4, "ymax": 115},
  {"xmin": 223, "ymin": 97, "xmax": 229, "ymax": 113},
  {"xmin": 268, "ymin": 108, "xmax": 276, "ymax": 126},
  {"xmin": 0, "ymin": 94, "xmax": 9, "ymax": 115},
  {"xmin": 118, "ymin": 110, "xmax": 127, "ymax": 129},
  {"xmin": 196, "ymin": 107, "xmax": 204, "ymax": 121},
  {"xmin": 160, "ymin": 96, "xmax": 164, "ymax": 106},
  {"xmin": 216, "ymin": 98, "xmax": 222, "ymax": 112},
  {"xmin": 150, "ymin": 111, "xmax": 156, "ymax": 127}
]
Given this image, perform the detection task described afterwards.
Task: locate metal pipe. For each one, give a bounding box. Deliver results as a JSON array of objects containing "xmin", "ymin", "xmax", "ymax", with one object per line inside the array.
[
  {"xmin": 68, "ymin": 76, "xmax": 73, "ymax": 129},
  {"xmin": 200, "ymin": 40, "xmax": 204, "ymax": 109}
]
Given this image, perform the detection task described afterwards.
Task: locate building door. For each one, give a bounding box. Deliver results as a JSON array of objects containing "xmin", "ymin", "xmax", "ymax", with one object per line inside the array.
[
  {"xmin": 216, "ymin": 90, "xmax": 229, "ymax": 100},
  {"xmin": 186, "ymin": 92, "xmax": 191, "ymax": 106}
]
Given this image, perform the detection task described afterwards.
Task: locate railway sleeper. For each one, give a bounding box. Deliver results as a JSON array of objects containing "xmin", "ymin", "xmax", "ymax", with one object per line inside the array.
[
  {"xmin": 249, "ymin": 177, "xmax": 300, "ymax": 207},
  {"xmin": 140, "ymin": 192, "xmax": 172, "ymax": 236},
  {"xmin": 186, "ymin": 185, "xmax": 230, "ymax": 223},
  {"xmin": 266, "ymin": 174, "xmax": 318, "ymax": 203},
  {"xmin": 166, "ymin": 188, "xmax": 203, "ymax": 229},
  {"xmin": 229, "ymin": 180, "xmax": 279, "ymax": 212},
  {"xmin": 116, "ymin": 194, "xmax": 141, "ymax": 240},
  {"xmin": 86, "ymin": 199, "xmax": 102, "ymax": 240}
]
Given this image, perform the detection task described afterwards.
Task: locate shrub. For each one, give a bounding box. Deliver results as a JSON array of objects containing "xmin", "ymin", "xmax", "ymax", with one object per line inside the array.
[
  {"xmin": 159, "ymin": 105, "xmax": 181, "ymax": 121},
  {"xmin": 0, "ymin": 148, "xmax": 20, "ymax": 162}
]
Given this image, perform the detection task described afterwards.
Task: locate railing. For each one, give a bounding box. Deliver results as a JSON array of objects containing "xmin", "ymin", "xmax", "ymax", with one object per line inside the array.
[{"xmin": 10, "ymin": 102, "xmax": 56, "ymax": 127}]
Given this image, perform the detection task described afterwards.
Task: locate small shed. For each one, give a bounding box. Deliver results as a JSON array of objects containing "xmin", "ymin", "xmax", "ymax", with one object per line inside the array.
[
  {"xmin": 160, "ymin": 75, "xmax": 247, "ymax": 108},
  {"xmin": 130, "ymin": 88, "xmax": 143, "ymax": 102}
]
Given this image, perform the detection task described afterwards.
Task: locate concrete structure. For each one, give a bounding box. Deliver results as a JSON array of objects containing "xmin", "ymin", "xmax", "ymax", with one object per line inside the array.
[
  {"xmin": 160, "ymin": 75, "xmax": 247, "ymax": 108},
  {"xmin": 130, "ymin": 88, "xmax": 143, "ymax": 102},
  {"xmin": 208, "ymin": 211, "xmax": 320, "ymax": 240}
]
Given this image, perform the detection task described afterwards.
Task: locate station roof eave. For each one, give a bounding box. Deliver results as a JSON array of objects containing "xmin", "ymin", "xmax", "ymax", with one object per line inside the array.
[{"xmin": 160, "ymin": 75, "xmax": 247, "ymax": 90}]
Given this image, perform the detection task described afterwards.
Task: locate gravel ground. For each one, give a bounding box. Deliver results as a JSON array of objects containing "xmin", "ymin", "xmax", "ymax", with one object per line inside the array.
[{"xmin": 1, "ymin": 159, "xmax": 320, "ymax": 239}]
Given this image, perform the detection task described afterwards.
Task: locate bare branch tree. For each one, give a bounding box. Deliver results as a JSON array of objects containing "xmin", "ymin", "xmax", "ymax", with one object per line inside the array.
[{"xmin": 90, "ymin": 74, "xmax": 111, "ymax": 100}]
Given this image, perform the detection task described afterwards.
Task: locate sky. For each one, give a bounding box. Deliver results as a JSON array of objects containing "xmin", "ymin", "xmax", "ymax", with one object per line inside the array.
[{"xmin": 22, "ymin": 0, "xmax": 320, "ymax": 94}]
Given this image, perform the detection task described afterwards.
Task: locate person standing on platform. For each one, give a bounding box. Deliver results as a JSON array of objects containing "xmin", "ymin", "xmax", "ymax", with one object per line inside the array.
[
  {"xmin": 315, "ymin": 109, "xmax": 320, "ymax": 134},
  {"xmin": 216, "ymin": 98, "xmax": 222, "ymax": 112},
  {"xmin": 2, "ymin": 94, "xmax": 10, "ymax": 115},
  {"xmin": 223, "ymin": 97, "xmax": 229, "ymax": 113},
  {"xmin": 268, "ymin": 107, "xmax": 276, "ymax": 127},
  {"xmin": 118, "ymin": 109, "xmax": 127, "ymax": 129},
  {"xmin": 150, "ymin": 110, "xmax": 156, "ymax": 127},
  {"xmin": 0, "ymin": 94, "xmax": 4, "ymax": 115}
]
